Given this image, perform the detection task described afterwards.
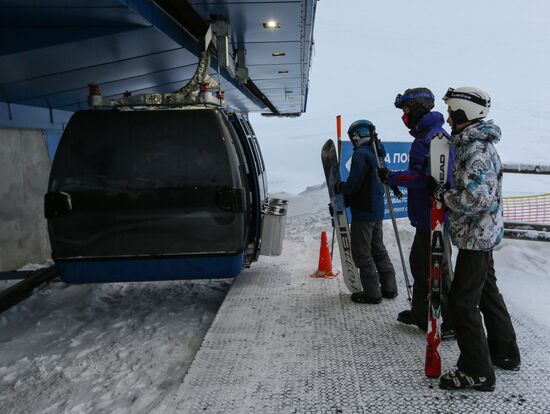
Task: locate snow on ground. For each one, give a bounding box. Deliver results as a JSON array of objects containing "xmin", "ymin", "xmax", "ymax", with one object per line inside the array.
[
  {"xmin": 0, "ymin": 278, "xmax": 231, "ymax": 414},
  {"xmin": 0, "ymin": 184, "xmax": 549, "ymax": 413}
]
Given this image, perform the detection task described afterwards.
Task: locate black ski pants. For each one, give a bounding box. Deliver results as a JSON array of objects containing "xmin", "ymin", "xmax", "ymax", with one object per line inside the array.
[
  {"xmin": 408, "ymin": 229, "xmax": 452, "ymax": 330},
  {"xmin": 450, "ymin": 249, "xmax": 519, "ymax": 377},
  {"xmin": 350, "ymin": 220, "xmax": 397, "ymax": 299}
]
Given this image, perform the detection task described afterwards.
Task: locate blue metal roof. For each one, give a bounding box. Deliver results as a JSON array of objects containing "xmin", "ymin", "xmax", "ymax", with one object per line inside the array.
[{"xmin": 0, "ymin": 0, "xmax": 317, "ymax": 122}]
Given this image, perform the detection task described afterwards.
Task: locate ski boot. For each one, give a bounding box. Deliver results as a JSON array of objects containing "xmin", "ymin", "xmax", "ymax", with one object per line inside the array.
[
  {"xmin": 439, "ymin": 369, "xmax": 495, "ymax": 392},
  {"xmin": 351, "ymin": 292, "xmax": 382, "ymax": 304}
]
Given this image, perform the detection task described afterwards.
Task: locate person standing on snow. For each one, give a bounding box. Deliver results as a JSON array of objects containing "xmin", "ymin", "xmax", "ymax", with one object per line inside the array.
[
  {"xmin": 377, "ymin": 87, "xmax": 455, "ymax": 338},
  {"xmin": 335, "ymin": 119, "xmax": 398, "ymax": 304},
  {"xmin": 432, "ymin": 87, "xmax": 520, "ymax": 391}
]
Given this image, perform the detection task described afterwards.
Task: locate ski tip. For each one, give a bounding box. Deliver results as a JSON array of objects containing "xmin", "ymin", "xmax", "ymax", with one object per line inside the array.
[{"xmin": 432, "ymin": 133, "xmax": 450, "ymax": 142}]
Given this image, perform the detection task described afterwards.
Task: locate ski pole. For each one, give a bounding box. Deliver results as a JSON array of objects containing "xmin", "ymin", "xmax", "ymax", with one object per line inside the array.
[
  {"xmin": 330, "ymin": 227, "xmax": 336, "ymax": 259},
  {"xmin": 371, "ymin": 135, "xmax": 413, "ymax": 303},
  {"xmin": 328, "ymin": 203, "xmax": 336, "ymax": 259},
  {"xmin": 334, "ymin": 115, "xmax": 342, "ymax": 260}
]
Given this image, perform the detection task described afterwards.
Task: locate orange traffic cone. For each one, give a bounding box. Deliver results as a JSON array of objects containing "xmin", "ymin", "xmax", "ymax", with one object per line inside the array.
[{"xmin": 310, "ymin": 231, "xmax": 339, "ymax": 279}]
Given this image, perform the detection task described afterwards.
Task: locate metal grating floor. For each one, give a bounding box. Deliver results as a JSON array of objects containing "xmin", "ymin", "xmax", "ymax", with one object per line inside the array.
[{"xmin": 155, "ymin": 229, "xmax": 550, "ymax": 413}]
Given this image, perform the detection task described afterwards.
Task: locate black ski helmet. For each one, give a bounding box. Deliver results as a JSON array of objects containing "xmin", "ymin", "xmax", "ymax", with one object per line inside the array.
[
  {"xmin": 394, "ymin": 87, "xmax": 435, "ymax": 130},
  {"xmin": 347, "ymin": 119, "xmax": 375, "ymax": 148}
]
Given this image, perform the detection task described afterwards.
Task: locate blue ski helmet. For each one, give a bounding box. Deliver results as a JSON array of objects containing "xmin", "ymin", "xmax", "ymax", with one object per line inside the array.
[{"xmin": 347, "ymin": 119, "xmax": 375, "ymax": 143}]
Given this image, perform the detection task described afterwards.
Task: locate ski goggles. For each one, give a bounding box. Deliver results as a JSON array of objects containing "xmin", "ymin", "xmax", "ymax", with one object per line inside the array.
[
  {"xmin": 394, "ymin": 90, "xmax": 434, "ymax": 108},
  {"xmin": 443, "ymin": 88, "xmax": 490, "ymax": 107}
]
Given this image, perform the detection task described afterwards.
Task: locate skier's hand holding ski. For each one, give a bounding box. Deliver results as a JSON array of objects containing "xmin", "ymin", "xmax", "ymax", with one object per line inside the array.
[{"xmin": 428, "ymin": 176, "xmax": 450, "ymax": 203}]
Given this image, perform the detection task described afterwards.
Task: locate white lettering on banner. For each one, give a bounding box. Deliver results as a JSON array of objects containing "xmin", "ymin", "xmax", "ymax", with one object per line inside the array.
[
  {"xmin": 392, "ymin": 153, "xmax": 409, "ymax": 164},
  {"xmin": 384, "ymin": 154, "xmax": 390, "ymax": 163}
]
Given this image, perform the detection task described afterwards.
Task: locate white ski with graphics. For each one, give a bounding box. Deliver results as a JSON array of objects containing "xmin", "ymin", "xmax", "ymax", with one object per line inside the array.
[
  {"xmin": 425, "ymin": 133, "xmax": 451, "ymax": 378},
  {"xmin": 321, "ymin": 139, "xmax": 362, "ymax": 293}
]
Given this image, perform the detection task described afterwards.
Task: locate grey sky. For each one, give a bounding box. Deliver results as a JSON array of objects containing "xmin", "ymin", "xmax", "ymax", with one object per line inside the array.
[{"xmin": 251, "ymin": 0, "xmax": 550, "ymax": 193}]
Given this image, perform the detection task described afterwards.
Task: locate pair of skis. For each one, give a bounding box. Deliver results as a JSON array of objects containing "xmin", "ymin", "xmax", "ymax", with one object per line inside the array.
[
  {"xmin": 425, "ymin": 133, "xmax": 452, "ymax": 378},
  {"xmin": 321, "ymin": 139, "xmax": 362, "ymax": 293}
]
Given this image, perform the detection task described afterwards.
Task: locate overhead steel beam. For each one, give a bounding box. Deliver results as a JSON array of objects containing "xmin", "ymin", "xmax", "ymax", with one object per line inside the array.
[
  {"xmin": 152, "ymin": 0, "xmax": 206, "ymax": 42},
  {"xmin": 152, "ymin": 0, "xmax": 280, "ymax": 115}
]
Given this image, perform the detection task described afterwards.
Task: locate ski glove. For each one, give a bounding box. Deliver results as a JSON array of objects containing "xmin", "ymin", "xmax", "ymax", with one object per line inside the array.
[
  {"xmin": 377, "ymin": 167, "xmax": 391, "ymax": 183},
  {"xmin": 389, "ymin": 185, "xmax": 403, "ymax": 200},
  {"xmin": 334, "ymin": 181, "xmax": 344, "ymax": 194},
  {"xmin": 428, "ymin": 176, "xmax": 450, "ymax": 203}
]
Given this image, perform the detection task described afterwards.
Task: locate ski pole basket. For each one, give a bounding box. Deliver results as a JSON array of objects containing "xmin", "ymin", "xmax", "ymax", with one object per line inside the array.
[{"xmin": 259, "ymin": 198, "xmax": 288, "ymax": 256}]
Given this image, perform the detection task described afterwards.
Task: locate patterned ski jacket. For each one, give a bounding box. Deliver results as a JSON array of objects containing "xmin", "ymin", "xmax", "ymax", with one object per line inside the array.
[
  {"xmin": 386, "ymin": 111, "xmax": 454, "ymax": 230},
  {"xmin": 443, "ymin": 120, "xmax": 504, "ymax": 251},
  {"xmin": 342, "ymin": 139, "xmax": 386, "ymax": 222}
]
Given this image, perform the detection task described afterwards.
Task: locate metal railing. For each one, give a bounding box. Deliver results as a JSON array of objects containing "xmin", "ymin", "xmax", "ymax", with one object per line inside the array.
[{"xmin": 502, "ymin": 163, "xmax": 550, "ymax": 242}]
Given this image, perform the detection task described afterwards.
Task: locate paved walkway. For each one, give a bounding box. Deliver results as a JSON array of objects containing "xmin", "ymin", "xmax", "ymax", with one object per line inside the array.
[{"xmin": 155, "ymin": 246, "xmax": 550, "ymax": 413}]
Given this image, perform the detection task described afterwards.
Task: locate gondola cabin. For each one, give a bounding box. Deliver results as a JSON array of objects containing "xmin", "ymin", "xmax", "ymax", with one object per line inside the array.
[{"xmin": 45, "ymin": 108, "xmax": 284, "ymax": 283}]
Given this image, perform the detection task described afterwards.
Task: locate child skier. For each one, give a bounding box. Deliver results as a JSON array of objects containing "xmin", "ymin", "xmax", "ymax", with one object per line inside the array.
[{"xmin": 335, "ymin": 119, "xmax": 398, "ymax": 304}]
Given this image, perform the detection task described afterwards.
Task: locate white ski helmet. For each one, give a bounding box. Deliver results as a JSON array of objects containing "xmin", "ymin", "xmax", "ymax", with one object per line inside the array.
[{"xmin": 443, "ymin": 87, "xmax": 491, "ymax": 124}]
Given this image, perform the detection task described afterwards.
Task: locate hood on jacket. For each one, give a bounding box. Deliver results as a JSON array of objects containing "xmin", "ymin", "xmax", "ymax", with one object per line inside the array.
[
  {"xmin": 409, "ymin": 111, "xmax": 446, "ymax": 138},
  {"xmin": 451, "ymin": 119, "xmax": 501, "ymax": 147}
]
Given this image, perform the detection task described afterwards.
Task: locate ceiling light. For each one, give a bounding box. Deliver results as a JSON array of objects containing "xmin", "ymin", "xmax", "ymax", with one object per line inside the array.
[
  {"xmin": 263, "ymin": 21, "xmax": 281, "ymax": 29},
  {"xmin": 272, "ymin": 52, "xmax": 285, "ymax": 57}
]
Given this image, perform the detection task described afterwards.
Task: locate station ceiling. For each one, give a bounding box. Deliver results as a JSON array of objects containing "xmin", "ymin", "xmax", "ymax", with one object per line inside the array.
[{"xmin": 0, "ymin": 0, "xmax": 318, "ymax": 116}]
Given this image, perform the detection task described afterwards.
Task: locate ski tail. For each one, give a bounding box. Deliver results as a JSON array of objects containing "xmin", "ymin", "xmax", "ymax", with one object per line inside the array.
[
  {"xmin": 425, "ymin": 228, "xmax": 444, "ymax": 377},
  {"xmin": 425, "ymin": 317, "xmax": 442, "ymax": 377}
]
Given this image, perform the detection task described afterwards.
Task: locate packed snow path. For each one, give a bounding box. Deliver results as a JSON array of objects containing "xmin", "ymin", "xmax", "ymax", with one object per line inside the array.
[{"xmin": 157, "ymin": 188, "xmax": 550, "ymax": 414}]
